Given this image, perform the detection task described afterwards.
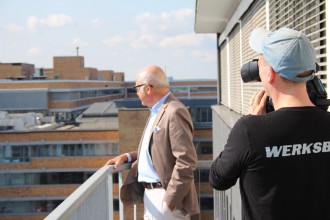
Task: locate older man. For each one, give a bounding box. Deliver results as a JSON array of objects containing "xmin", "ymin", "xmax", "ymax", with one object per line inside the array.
[{"xmin": 105, "ymin": 65, "xmax": 200, "ymax": 219}]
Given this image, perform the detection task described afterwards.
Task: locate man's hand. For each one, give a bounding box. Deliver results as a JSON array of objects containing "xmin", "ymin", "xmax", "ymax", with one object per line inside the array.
[
  {"xmin": 104, "ymin": 154, "xmax": 128, "ymax": 169},
  {"xmin": 248, "ymin": 90, "xmax": 268, "ymax": 115},
  {"xmin": 167, "ymin": 203, "xmax": 175, "ymax": 212}
]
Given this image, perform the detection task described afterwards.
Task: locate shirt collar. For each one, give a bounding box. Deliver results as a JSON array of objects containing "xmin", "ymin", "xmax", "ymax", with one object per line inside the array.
[{"xmin": 150, "ymin": 92, "xmax": 171, "ymax": 115}]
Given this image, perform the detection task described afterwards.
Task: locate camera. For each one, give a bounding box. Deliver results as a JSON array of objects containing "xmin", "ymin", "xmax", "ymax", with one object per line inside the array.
[{"xmin": 240, "ymin": 59, "xmax": 329, "ymax": 112}]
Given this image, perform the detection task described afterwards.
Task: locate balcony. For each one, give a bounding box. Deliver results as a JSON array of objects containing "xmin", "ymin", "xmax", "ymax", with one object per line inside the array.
[
  {"xmin": 45, "ymin": 163, "xmax": 129, "ymax": 220},
  {"xmin": 45, "ymin": 161, "xmax": 213, "ymax": 220}
]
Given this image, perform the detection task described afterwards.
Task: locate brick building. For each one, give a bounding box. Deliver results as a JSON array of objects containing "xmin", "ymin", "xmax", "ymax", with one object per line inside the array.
[
  {"xmin": 0, "ymin": 95, "xmax": 216, "ymax": 220},
  {"xmin": 0, "ymin": 114, "xmax": 118, "ymax": 220},
  {"xmin": 0, "ymin": 80, "xmax": 125, "ymax": 122},
  {"xmin": 0, "ymin": 63, "xmax": 35, "ymax": 80},
  {"xmin": 0, "ymin": 55, "xmax": 217, "ymax": 219},
  {"xmin": 0, "ymin": 56, "xmax": 124, "ymax": 81}
]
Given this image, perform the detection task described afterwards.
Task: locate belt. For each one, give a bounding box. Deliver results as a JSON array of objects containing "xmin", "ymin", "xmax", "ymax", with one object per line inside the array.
[{"xmin": 142, "ymin": 182, "xmax": 162, "ymax": 189}]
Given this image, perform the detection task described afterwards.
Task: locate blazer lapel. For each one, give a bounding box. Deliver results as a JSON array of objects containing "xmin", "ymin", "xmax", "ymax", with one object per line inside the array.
[{"xmin": 148, "ymin": 95, "xmax": 172, "ymax": 140}]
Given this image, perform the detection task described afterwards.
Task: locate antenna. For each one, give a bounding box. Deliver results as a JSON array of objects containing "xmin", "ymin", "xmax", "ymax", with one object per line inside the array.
[{"xmin": 76, "ymin": 47, "xmax": 79, "ymax": 56}]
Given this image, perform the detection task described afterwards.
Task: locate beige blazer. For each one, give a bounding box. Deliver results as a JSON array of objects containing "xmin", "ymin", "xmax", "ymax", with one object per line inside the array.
[{"xmin": 120, "ymin": 94, "xmax": 200, "ymax": 216}]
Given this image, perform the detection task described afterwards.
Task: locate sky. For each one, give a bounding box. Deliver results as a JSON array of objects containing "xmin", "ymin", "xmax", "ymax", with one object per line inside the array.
[{"xmin": 0, "ymin": 0, "xmax": 217, "ymax": 81}]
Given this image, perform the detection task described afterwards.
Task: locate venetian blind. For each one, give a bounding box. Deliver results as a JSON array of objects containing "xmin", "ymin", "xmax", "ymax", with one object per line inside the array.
[
  {"xmin": 240, "ymin": 0, "xmax": 266, "ymax": 115},
  {"xmin": 229, "ymin": 25, "xmax": 243, "ymax": 113},
  {"xmin": 220, "ymin": 41, "xmax": 229, "ymax": 107}
]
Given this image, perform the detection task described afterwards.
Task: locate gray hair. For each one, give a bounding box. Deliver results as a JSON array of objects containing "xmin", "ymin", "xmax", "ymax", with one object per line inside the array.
[{"xmin": 137, "ymin": 66, "xmax": 169, "ymax": 88}]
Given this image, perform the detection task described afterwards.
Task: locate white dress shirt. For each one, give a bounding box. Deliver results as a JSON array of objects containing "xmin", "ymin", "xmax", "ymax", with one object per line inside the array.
[{"xmin": 137, "ymin": 92, "xmax": 171, "ymax": 183}]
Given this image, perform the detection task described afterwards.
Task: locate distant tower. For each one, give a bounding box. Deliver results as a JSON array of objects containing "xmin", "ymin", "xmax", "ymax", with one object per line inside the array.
[{"xmin": 76, "ymin": 47, "xmax": 79, "ymax": 56}]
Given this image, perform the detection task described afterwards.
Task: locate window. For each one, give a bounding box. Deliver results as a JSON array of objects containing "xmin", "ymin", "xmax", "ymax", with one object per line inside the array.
[
  {"xmin": 0, "ymin": 174, "xmax": 6, "ymax": 186},
  {"xmin": 49, "ymin": 92, "xmax": 80, "ymax": 101},
  {"xmin": 0, "ymin": 200, "xmax": 63, "ymax": 214},
  {"xmin": 126, "ymin": 87, "xmax": 136, "ymax": 94},
  {"xmin": 91, "ymin": 143, "xmax": 118, "ymax": 156},
  {"xmin": 190, "ymin": 107, "xmax": 212, "ymax": 123},
  {"xmin": 113, "ymin": 198, "xmax": 120, "ymax": 211},
  {"xmin": 195, "ymin": 141, "xmax": 212, "ymax": 155},
  {"xmin": 31, "ymin": 145, "xmax": 56, "ymax": 157},
  {"xmin": 10, "ymin": 173, "xmax": 25, "ymax": 185},
  {"xmin": 11, "ymin": 146, "xmax": 29, "ymax": 162},
  {"xmin": 194, "ymin": 169, "xmax": 210, "ymax": 183},
  {"xmin": 80, "ymin": 89, "xmax": 123, "ymax": 99},
  {"xmin": 170, "ymin": 87, "xmax": 188, "ymax": 93},
  {"xmin": 112, "ymin": 173, "xmax": 119, "ymax": 184},
  {"xmin": 1, "ymin": 172, "xmax": 94, "ymax": 186},
  {"xmin": 190, "ymin": 86, "xmax": 217, "ymax": 93},
  {"xmin": 200, "ymin": 196, "xmax": 214, "ymax": 211},
  {"xmin": 62, "ymin": 144, "xmax": 83, "ymax": 156},
  {"xmin": 0, "ymin": 143, "xmax": 118, "ymax": 163},
  {"xmin": 0, "ymin": 145, "xmax": 5, "ymax": 163}
]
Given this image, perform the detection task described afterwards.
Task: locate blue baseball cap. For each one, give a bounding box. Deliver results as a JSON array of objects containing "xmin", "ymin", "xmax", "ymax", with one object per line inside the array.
[{"xmin": 249, "ymin": 27, "xmax": 316, "ymax": 82}]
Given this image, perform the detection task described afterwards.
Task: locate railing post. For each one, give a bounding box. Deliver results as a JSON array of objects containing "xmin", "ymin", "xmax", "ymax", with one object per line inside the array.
[
  {"xmin": 134, "ymin": 205, "xmax": 137, "ymax": 220},
  {"xmin": 119, "ymin": 171, "xmax": 124, "ymax": 220},
  {"xmin": 108, "ymin": 172, "xmax": 113, "ymax": 220},
  {"xmin": 45, "ymin": 163, "xmax": 132, "ymax": 220}
]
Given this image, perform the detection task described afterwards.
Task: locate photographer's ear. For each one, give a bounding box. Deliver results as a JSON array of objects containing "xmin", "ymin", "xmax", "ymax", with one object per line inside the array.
[{"xmin": 267, "ymin": 67, "xmax": 276, "ymax": 83}]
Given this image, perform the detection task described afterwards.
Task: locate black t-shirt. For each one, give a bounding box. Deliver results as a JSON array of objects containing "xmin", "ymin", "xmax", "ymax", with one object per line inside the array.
[{"xmin": 210, "ymin": 107, "xmax": 330, "ymax": 220}]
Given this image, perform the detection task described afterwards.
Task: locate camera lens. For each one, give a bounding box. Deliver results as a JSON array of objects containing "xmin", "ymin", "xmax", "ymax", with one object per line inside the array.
[{"xmin": 240, "ymin": 59, "xmax": 260, "ymax": 83}]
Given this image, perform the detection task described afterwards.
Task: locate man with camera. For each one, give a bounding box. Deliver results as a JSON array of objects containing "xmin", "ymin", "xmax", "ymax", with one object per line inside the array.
[{"xmin": 209, "ymin": 27, "xmax": 330, "ymax": 220}]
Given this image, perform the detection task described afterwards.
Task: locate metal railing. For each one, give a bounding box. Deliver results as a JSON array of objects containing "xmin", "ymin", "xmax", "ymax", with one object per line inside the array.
[
  {"xmin": 45, "ymin": 161, "xmax": 213, "ymax": 220},
  {"xmin": 45, "ymin": 163, "xmax": 132, "ymax": 220}
]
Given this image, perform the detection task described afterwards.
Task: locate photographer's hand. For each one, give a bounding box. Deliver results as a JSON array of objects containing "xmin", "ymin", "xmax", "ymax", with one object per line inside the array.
[{"xmin": 248, "ymin": 90, "xmax": 268, "ymax": 115}]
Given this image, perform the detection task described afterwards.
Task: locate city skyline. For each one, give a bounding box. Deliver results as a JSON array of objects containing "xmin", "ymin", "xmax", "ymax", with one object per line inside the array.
[{"xmin": 0, "ymin": 0, "xmax": 217, "ymax": 81}]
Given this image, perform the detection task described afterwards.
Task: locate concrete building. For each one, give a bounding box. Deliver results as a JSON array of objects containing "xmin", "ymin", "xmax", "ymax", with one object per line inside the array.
[
  {"xmin": 194, "ymin": 0, "xmax": 329, "ymax": 219},
  {"xmin": 0, "ymin": 55, "xmax": 217, "ymax": 219},
  {"xmin": 0, "ymin": 97, "xmax": 216, "ymax": 219},
  {"xmin": 0, "ymin": 111, "xmax": 118, "ymax": 220},
  {"xmin": 0, "ymin": 80, "xmax": 125, "ymax": 122}
]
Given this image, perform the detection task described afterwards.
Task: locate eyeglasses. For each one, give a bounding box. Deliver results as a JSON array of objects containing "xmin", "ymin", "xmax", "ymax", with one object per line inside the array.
[
  {"xmin": 132, "ymin": 84, "xmax": 153, "ymax": 92},
  {"xmin": 133, "ymin": 84, "xmax": 146, "ymax": 92}
]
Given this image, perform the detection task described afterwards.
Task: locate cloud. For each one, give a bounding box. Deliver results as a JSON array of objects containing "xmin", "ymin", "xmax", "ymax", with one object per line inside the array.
[
  {"xmin": 130, "ymin": 33, "xmax": 155, "ymax": 49},
  {"xmin": 158, "ymin": 33, "xmax": 203, "ymax": 48},
  {"xmin": 102, "ymin": 36, "xmax": 125, "ymax": 47},
  {"xmin": 43, "ymin": 14, "xmax": 75, "ymax": 27},
  {"xmin": 134, "ymin": 8, "xmax": 193, "ymax": 34},
  {"xmin": 26, "ymin": 14, "xmax": 75, "ymax": 32},
  {"xmin": 129, "ymin": 8, "xmax": 195, "ymax": 49},
  {"xmin": 91, "ymin": 19, "xmax": 102, "ymax": 29},
  {"xmin": 1, "ymin": 23, "xmax": 24, "ymax": 32},
  {"xmin": 72, "ymin": 38, "xmax": 89, "ymax": 47},
  {"xmin": 161, "ymin": 8, "xmax": 194, "ymax": 26},
  {"xmin": 27, "ymin": 47, "xmax": 42, "ymax": 57},
  {"xmin": 191, "ymin": 49, "xmax": 216, "ymax": 63},
  {"xmin": 134, "ymin": 12, "xmax": 158, "ymax": 32},
  {"xmin": 26, "ymin": 16, "xmax": 39, "ymax": 32}
]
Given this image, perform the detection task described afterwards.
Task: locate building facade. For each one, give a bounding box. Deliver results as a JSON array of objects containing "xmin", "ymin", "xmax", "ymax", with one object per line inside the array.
[
  {"xmin": 0, "ymin": 56, "xmax": 217, "ymax": 219},
  {"xmin": 0, "ymin": 80, "xmax": 125, "ymax": 122},
  {"xmin": 0, "ymin": 63, "xmax": 35, "ymax": 80},
  {"xmin": 0, "ymin": 125, "xmax": 118, "ymax": 220}
]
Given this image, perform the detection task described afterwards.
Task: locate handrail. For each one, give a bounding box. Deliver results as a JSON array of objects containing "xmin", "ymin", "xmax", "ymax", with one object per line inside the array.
[{"xmin": 45, "ymin": 163, "xmax": 132, "ymax": 220}]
